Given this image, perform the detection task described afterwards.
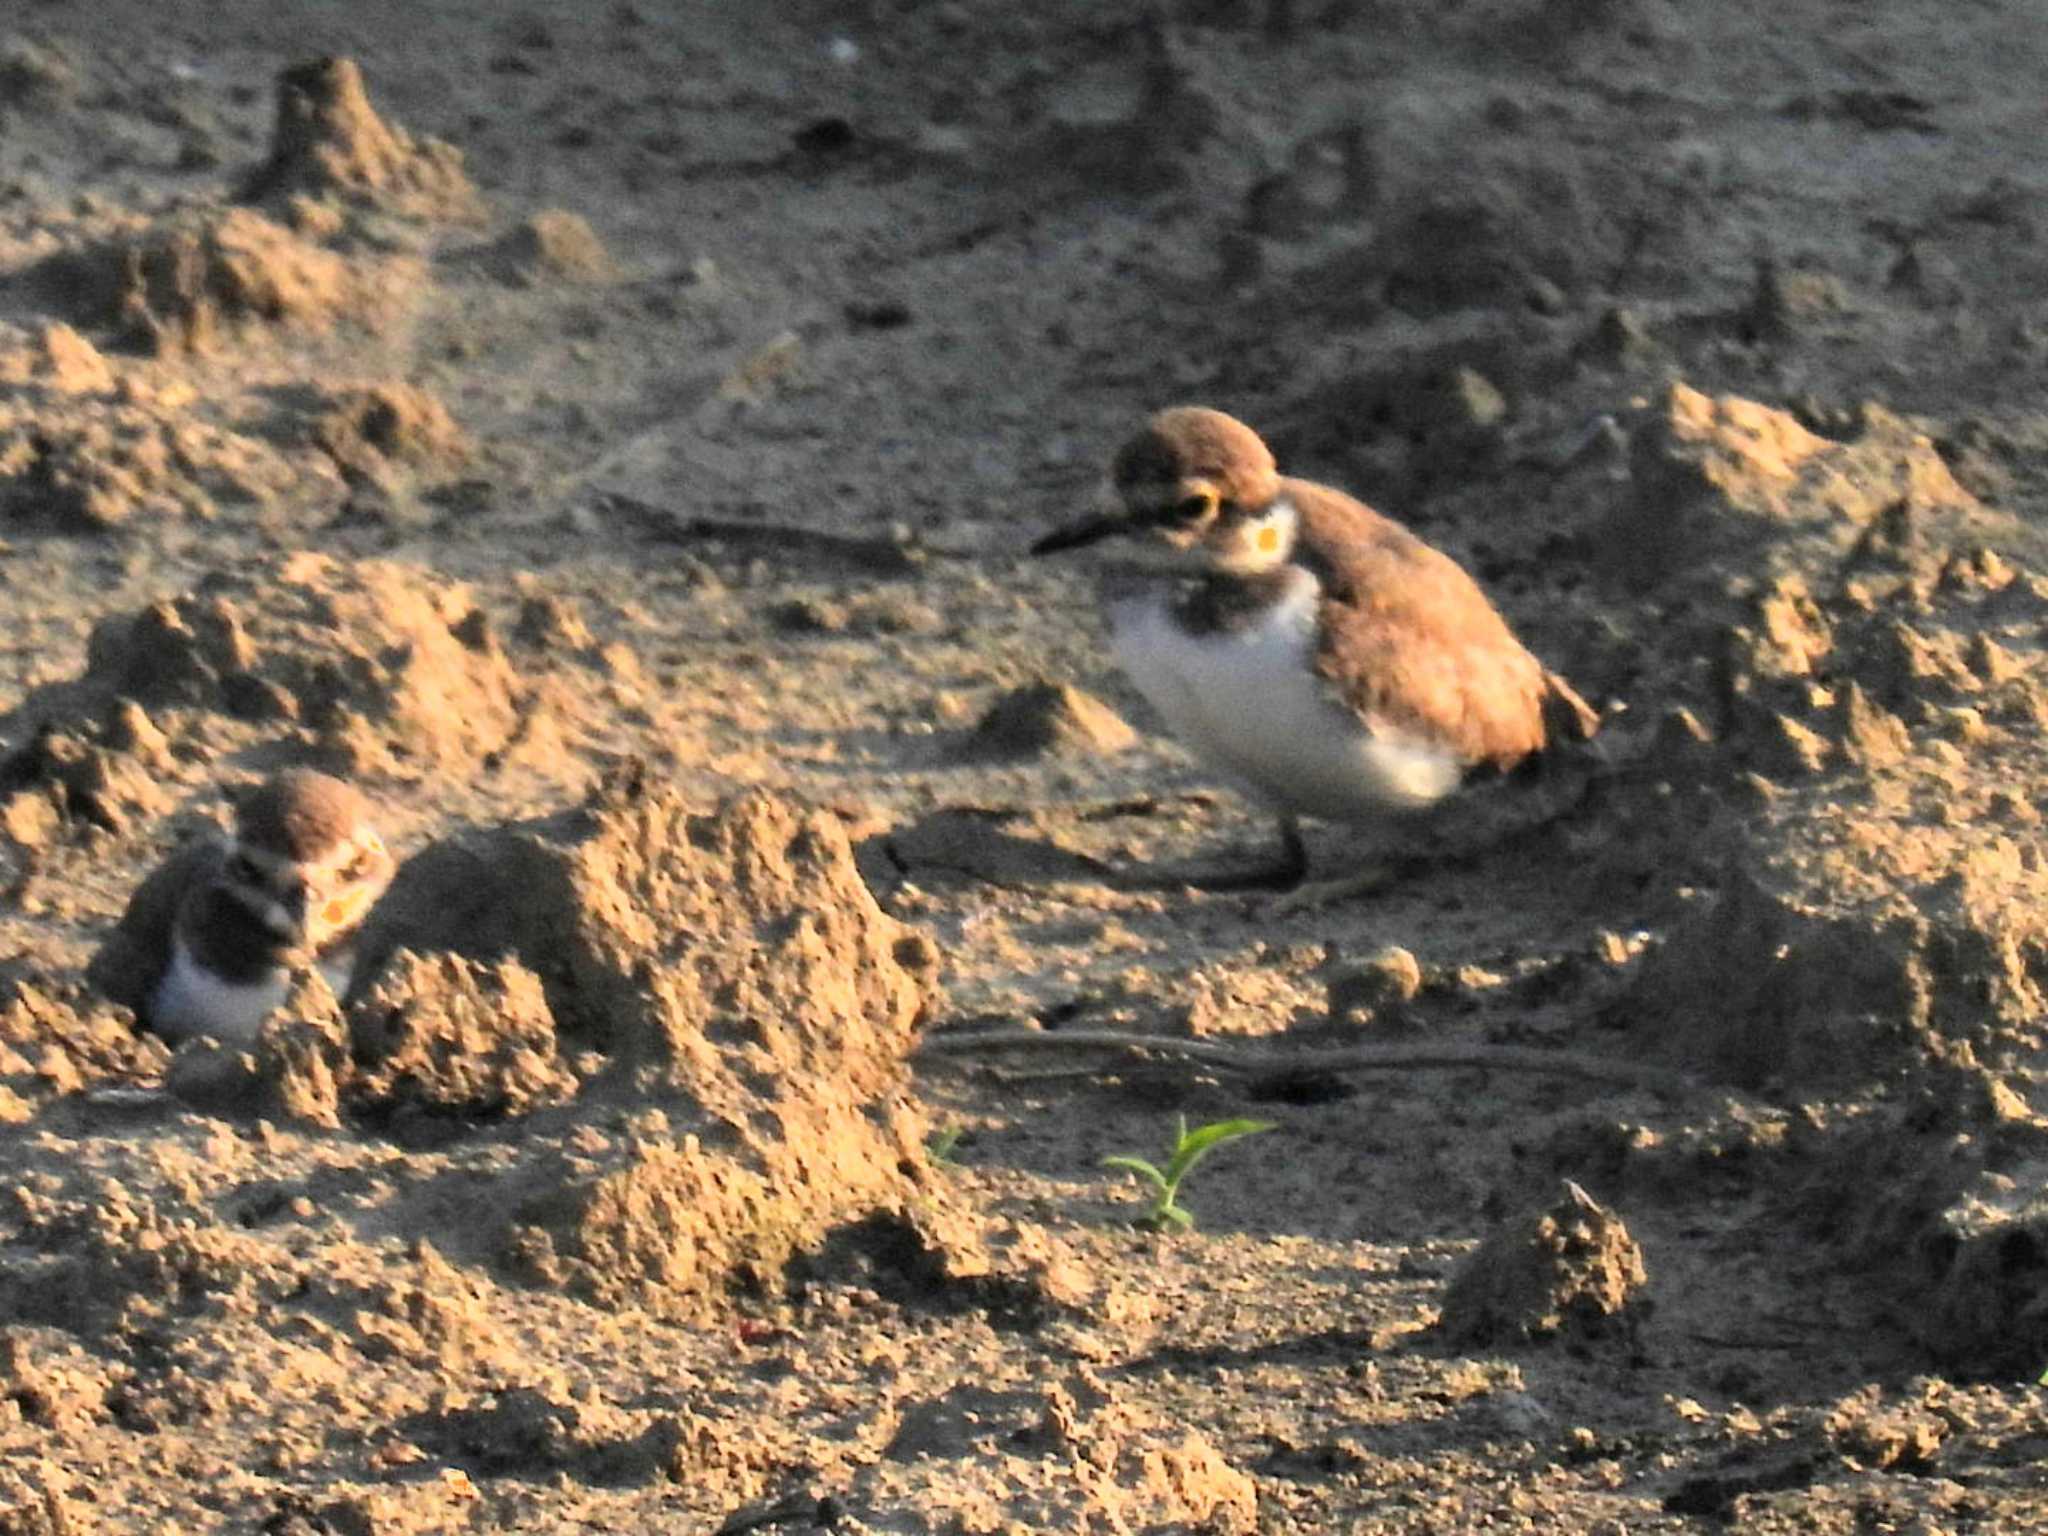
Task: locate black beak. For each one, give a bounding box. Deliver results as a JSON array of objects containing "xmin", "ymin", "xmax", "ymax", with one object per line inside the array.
[{"xmin": 1030, "ymin": 514, "xmax": 1126, "ymax": 556}]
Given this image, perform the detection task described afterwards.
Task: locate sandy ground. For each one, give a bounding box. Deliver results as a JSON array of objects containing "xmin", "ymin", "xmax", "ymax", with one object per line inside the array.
[{"xmin": 6, "ymin": 1, "xmax": 2048, "ymax": 1531}]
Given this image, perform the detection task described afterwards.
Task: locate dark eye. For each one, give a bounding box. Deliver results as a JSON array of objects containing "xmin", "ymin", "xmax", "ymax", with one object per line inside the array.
[{"xmin": 1170, "ymin": 495, "xmax": 1213, "ymax": 523}]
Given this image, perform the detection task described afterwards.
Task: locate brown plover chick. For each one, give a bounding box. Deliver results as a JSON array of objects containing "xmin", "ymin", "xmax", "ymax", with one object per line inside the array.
[{"xmin": 90, "ymin": 769, "xmax": 396, "ymax": 1042}]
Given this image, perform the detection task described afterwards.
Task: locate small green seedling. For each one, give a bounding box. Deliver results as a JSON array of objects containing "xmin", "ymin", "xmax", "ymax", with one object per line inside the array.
[
  {"xmin": 1101, "ymin": 1115, "xmax": 1275, "ymax": 1232},
  {"xmin": 926, "ymin": 1125, "xmax": 966, "ymax": 1168}
]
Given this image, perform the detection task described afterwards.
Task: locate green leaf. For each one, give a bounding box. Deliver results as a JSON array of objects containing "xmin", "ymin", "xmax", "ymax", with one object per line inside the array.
[
  {"xmin": 1101, "ymin": 1155, "xmax": 1170, "ymax": 1195},
  {"xmin": 1156, "ymin": 1202, "xmax": 1195, "ymax": 1231},
  {"xmin": 1163, "ymin": 1118, "xmax": 1276, "ymax": 1188}
]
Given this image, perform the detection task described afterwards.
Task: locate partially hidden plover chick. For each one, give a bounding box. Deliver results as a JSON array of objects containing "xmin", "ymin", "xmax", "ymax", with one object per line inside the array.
[{"xmin": 90, "ymin": 769, "xmax": 397, "ymax": 1042}]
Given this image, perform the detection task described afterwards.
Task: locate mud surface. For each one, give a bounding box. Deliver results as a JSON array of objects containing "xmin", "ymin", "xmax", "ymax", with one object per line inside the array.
[{"xmin": 6, "ymin": 3, "xmax": 2048, "ymax": 1530}]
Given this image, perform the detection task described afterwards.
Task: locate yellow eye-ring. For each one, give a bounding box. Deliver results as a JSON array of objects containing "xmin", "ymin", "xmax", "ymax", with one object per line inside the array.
[{"xmin": 1256, "ymin": 525, "xmax": 1281, "ymax": 554}]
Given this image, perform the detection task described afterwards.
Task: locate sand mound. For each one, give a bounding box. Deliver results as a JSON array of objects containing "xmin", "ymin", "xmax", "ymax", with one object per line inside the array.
[
  {"xmin": 1562, "ymin": 384, "xmax": 2048, "ymax": 1371},
  {"xmin": 342, "ymin": 773, "xmax": 977, "ymax": 1316},
  {"xmin": 1439, "ymin": 1181, "xmax": 1649, "ymax": 1347},
  {"xmin": 239, "ymin": 57, "xmax": 485, "ymax": 225},
  {"xmin": 1508, "ymin": 384, "xmax": 2048, "ymax": 1097},
  {"xmin": 20, "ymin": 59, "xmax": 461, "ymax": 364},
  {"xmin": 1624, "ymin": 865, "xmax": 1929, "ymax": 1088},
  {"xmin": 255, "ymin": 969, "xmax": 353, "ymax": 1128},
  {"xmin": 1602, "ymin": 384, "xmax": 1985, "ymax": 593},
  {"xmin": 1912, "ymin": 1162, "xmax": 2048, "ymax": 1378},
  {"xmin": 0, "ymin": 965, "xmax": 166, "ymax": 1117},
  {"xmin": 167, "ymin": 956, "xmax": 579, "ymax": 1136},
  {"xmin": 42, "ymin": 205, "xmax": 376, "ymax": 358},
  {"xmin": 1, "ymin": 556, "xmax": 552, "ymax": 823},
  {"xmin": 158, "ymin": 969, "xmax": 351, "ymax": 1126},
  {"xmin": 354, "ymin": 772, "xmax": 940, "ymax": 1077},
  {"xmin": 961, "ymin": 681, "xmax": 1136, "ymax": 761},
  {"xmin": 0, "ymin": 702, "xmax": 173, "ymax": 846},
  {"xmin": 998, "ymin": 12, "xmax": 1211, "ymax": 201},
  {"xmin": 1376, "ymin": 156, "xmax": 1615, "ymax": 317},
  {"xmin": 0, "ymin": 386, "xmax": 300, "ymax": 532},
  {"xmin": 1286, "ymin": 358, "xmax": 1511, "ymax": 504},
  {"xmin": 0, "ymin": 555, "xmax": 633, "ymax": 852},
  {"xmin": 1623, "ymin": 582, "xmax": 2048, "ymax": 1091},
  {"xmin": 1773, "ymin": 1105, "xmax": 2048, "ymax": 1379}
]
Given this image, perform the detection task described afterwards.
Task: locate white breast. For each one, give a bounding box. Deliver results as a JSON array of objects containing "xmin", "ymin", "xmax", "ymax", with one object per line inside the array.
[
  {"xmin": 148, "ymin": 940, "xmax": 358, "ymax": 1045},
  {"xmin": 1107, "ymin": 572, "xmax": 1462, "ymax": 823},
  {"xmin": 151, "ymin": 938, "xmax": 290, "ymax": 1045}
]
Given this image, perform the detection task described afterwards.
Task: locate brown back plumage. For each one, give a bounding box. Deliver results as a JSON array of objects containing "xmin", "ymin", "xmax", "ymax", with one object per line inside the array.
[
  {"xmin": 1287, "ymin": 478, "xmax": 1597, "ymax": 773},
  {"xmin": 234, "ymin": 769, "xmax": 368, "ymax": 860}
]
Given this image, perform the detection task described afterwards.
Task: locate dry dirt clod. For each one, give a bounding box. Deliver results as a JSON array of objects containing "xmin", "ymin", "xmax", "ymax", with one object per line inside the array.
[
  {"xmin": 960, "ymin": 681, "xmax": 1136, "ymax": 760},
  {"xmin": 313, "ymin": 382, "xmax": 471, "ymax": 498},
  {"xmin": 1824, "ymin": 1385, "xmax": 1950, "ymax": 1472},
  {"xmin": 0, "ymin": 322, "xmax": 114, "ymax": 394},
  {"xmin": 485, "ymin": 209, "xmax": 617, "ymax": 285},
  {"xmin": 251, "ymin": 969, "xmax": 352, "ymax": 1129},
  {"xmin": 1439, "ymin": 1181, "xmax": 1648, "ymax": 1346},
  {"xmin": 346, "ymin": 949, "xmax": 577, "ymax": 1121},
  {"xmin": 1326, "ymin": 944, "xmax": 1424, "ymax": 1029}
]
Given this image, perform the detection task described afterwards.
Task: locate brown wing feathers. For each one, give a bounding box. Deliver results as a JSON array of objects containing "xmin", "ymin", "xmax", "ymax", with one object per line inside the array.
[{"xmin": 1287, "ymin": 478, "xmax": 1591, "ymax": 772}]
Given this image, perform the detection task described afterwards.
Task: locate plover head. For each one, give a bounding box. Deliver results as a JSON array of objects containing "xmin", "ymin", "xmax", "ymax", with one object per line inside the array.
[
  {"xmin": 216, "ymin": 769, "xmax": 395, "ymax": 956},
  {"xmin": 1032, "ymin": 406, "xmax": 1297, "ymax": 577}
]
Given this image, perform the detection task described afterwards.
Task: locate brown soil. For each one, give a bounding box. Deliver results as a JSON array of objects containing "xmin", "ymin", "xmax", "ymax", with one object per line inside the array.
[{"xmin": 6, "ymin": 3, "xmax": 2048, "ymax": 1531}]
